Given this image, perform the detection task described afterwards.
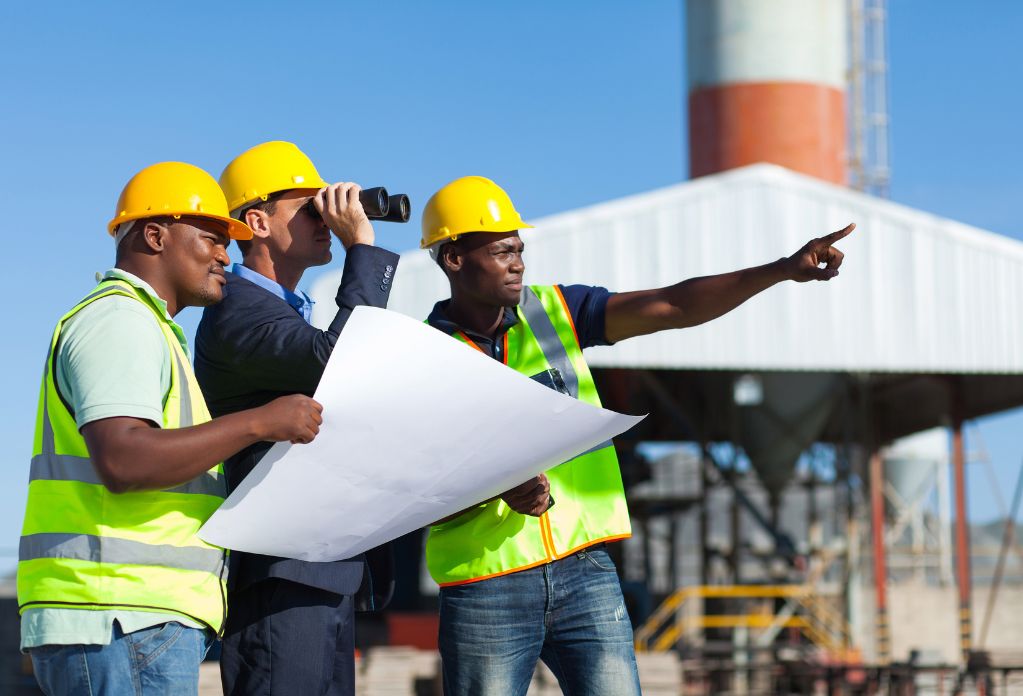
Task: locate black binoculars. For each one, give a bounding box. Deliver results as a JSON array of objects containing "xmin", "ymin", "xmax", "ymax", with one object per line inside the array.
[{"xmin": 303, "ymin": 187, "xmax": 411, "ymax": 223}]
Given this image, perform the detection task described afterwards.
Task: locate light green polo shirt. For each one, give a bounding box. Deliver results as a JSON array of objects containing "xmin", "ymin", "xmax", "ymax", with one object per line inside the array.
[{"xmin": 21, "ymin": 269, "xmax": 203, "ymax": 650}]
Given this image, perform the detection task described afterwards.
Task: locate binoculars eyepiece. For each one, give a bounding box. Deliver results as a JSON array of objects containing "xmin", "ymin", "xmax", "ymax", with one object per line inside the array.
[{"xmin": 302, "ymin": 187, "xmax": 411, "ymax": 224}]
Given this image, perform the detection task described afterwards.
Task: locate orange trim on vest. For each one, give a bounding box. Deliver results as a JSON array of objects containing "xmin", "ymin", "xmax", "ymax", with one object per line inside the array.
[
  {"xmin": 454, "ymin": 330, "xmax": 509, "ymax": 366},
  {"xmin": 538, "ymin": 512, "xmax": 556, "ymax": 560},
  {"xmin": 436, "ymin": 533, "xmax": 633, "ymax": 588},
  {"xmin": 552, "ymin": 285, "xmax": 581, "ymax": 349},
  {"xmin": 455, "ymin": 331, "xmax": 483, "ymax": 352}
]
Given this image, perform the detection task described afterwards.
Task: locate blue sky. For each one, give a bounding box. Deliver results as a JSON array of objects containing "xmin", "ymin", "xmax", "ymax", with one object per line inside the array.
[{"xmin": 1, "ymin": 2, "xmax": 1021, "ymax": 571}]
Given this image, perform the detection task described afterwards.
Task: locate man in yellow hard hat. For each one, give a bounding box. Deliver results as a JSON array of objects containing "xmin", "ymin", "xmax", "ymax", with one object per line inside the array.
[
  {"xmin": 194, "ymin": 141, "xmax": 400, "ymax": 696},
  {"xmin": 17, "ymin": 161, "xmax": 325, "ymax": 696},
  {"xmin": 420, "ymin": 175, "xmax": 854, "ymax": 696}
]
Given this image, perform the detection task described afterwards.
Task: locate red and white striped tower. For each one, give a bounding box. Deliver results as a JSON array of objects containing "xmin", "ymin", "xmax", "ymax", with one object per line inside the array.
[{"xmin": 687, "ymin": 0, "xmax": 848, "ymax": 184}]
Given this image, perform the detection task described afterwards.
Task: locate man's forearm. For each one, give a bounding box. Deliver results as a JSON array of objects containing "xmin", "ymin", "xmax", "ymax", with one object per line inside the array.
[
  {"xmin": 662, "ymin": 259, "xmax": 790, "ymax": 328},
  {"xmin": 82, "ymin": 395, "xmax": 319, "ymax": 494},
  {"xmin": 83, "ymin": 413, "xmax": 269, "ymax": 493},
  {"xmin": 605, "ymin": 259, "xmax": 789, "ymax": 342},
  {"xmin": 604, "ymin": 224, "xmax": 853, "ymax": 343}
]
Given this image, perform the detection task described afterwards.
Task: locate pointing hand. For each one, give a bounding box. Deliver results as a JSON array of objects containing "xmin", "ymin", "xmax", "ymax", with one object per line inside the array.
[{"xmin": 783, "ymin": 222, "xmax": 855, "ymax": 282}]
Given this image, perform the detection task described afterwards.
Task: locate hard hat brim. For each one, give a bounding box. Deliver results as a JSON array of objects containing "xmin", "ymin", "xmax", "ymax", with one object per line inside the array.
[
  {"xmin": 107, "ymin": 211, "xmax": 254, "ymax": 241},
  {"xmin": 420, "ymin": 222, "xmax": 534, "ymax": 249},
  {"xmin": 226, "ymin": 181, "xmax": 330, "ymax": 215}
]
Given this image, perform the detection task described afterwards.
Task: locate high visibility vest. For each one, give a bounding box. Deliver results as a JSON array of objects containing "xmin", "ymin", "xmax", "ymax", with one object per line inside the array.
[
  {"xmin": 17, "ymin": 279, "xmax": 228, "ymax": 632},
  {"xmin": 426, "ymin": 285, "xmax": 631, "ymax": 586}
]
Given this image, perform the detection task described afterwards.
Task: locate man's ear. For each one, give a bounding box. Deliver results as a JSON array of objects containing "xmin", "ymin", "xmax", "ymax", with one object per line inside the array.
[
  {"xmin": 244, "ymin": 208, "xmax": 273, "ymax": 239},
  {"xmin": 141, "ymin": 220, "xmax": 169, "ymax": 253},
  {"xmin": 441, "ymin": 244, "xmax": 463, "ymax": 274}
]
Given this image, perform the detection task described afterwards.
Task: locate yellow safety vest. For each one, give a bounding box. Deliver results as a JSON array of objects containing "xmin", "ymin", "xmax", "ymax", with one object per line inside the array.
[
  {"xmin": 426, "ymin": 284, "xmax": 631, "ymax": 586},
  {"xmin": 17, "ymin": 279, "xmax": 228, "ymax": 632}
]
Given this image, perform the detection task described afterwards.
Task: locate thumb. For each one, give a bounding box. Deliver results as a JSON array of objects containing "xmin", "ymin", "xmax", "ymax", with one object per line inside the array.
[{"xmin": 811, "ymin": 267, "xmax": 839, "ymax": 281}]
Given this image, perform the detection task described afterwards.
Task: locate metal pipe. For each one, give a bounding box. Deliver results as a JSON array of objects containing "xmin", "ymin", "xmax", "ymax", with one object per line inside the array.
[
  {"xmin": 978, "ymin": 458, "xmax": 1023, "ymax": 648},
  {"xmin": 731, "ymin": 473, "xmax": 741, "ymax": 584},
  {"xmin": 869, "ymin": 450, "xmax": 890, "ymax": 664},
  {"xmin": 951, "ymin": 415, "xmax": 972, "ymax": 660}
]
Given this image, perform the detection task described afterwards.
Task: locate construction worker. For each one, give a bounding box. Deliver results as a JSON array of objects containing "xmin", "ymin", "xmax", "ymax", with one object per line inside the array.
[
  {"xmin": 193, "ymin": 141, "xmax": 399, "ymax": 696},
  {"xmin": 421, "ymin": 175, "xmax": 854, "ymax": 696},
  {"xmin": 18, "ymin": 161, "xmax": 324, "ymax": 696}
]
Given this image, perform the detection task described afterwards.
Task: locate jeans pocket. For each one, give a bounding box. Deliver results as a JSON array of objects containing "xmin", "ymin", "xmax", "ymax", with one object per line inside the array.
[
  {"xmin": 30, "ymin": 644, "xmax": 83, "ymax": 695},
  {"xmin": 127, "ymin": 621, "xmax": 186, "ymax": 669},
  {"xmin": 577, "ymin": 547, "xmax": 617, "ymax": 572}
]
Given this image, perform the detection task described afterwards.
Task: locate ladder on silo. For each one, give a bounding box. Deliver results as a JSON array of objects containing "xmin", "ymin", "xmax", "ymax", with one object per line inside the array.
[{"xmin": 848, "ymin": 0, "xmax": 891, "ymax": 198}]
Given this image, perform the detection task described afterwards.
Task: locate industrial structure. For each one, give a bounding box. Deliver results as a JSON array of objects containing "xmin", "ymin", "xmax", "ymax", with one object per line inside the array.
[{"xmin": 311, "ymin": 0, "xmax": 1023, "ymax": 693}]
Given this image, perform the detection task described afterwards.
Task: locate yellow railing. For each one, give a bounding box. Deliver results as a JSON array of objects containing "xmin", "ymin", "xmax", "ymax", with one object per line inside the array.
[{"xmin": 634, "ymin": 585, "xmax": 853, "ymax": 654}]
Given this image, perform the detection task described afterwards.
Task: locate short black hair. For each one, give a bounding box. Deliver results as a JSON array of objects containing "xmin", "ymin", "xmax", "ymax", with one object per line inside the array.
[
  {"xmin": 114, "ymin": 215, "xmax": 174, "ymax": 263},
  {"xmin": 234, "ymin": 191, "xmax": 286, "ymax": 255}
]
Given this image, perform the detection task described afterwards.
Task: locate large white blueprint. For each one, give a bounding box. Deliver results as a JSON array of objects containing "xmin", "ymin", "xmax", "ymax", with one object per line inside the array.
[{"xmin": 199, "ymin": 306, "xmax": 644, "ymax": 562}]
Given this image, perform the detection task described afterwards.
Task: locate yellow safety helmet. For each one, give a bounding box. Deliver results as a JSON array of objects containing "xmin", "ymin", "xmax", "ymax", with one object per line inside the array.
[
  {"xmin": 420, "ymin": 176, "xmax": 533, "ymax": 249},
  {"xmin": 219, "ymin": 141, "xmax": 329, "ymax": 214},
  {"xmin": 107, "ymin": 161, "xmax": 252, "ymax": 240}
]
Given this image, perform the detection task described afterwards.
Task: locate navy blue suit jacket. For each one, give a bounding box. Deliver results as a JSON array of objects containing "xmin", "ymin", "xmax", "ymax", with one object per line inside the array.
[{"xmin": 194, "ymin": 244, "xmax": 398, "ymax": 610}]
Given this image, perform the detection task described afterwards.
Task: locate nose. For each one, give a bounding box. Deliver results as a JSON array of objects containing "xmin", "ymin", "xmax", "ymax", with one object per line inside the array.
[
  {"xmin": 215, "ymin": 244, "xmax": 231, "ymax": 267},
  {"xmin": 510, "ymin": 252, "xmax": 525, "ymax": 274}
]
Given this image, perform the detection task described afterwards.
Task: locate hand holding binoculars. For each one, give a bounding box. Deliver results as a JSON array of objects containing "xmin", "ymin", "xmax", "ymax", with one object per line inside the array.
[{"xmin": 305, "ymin": 187, "xmax": 411, "ymax": 223}]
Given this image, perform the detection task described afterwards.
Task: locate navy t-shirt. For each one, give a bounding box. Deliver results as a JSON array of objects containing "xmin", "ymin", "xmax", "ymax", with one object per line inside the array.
[{"xmin": 426, "ymin": 284, "xmax": 615, "ymax": 361}]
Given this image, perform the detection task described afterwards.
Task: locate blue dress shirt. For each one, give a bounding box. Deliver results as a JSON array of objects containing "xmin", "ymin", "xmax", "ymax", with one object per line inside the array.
[{"xmin": 231, "ymin": 263, "xmax": 315, "ymax": 323}]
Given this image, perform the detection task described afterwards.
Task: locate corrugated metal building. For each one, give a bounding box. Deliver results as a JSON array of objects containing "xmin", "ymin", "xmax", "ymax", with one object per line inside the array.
[{"xmin": 315, "ymin": 163, "xmax": 1023, "ymax": 375}]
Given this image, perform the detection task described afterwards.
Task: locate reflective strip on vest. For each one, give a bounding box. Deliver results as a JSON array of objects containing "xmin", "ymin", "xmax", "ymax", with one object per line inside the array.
[
  {"xmin": 29, "ymin": 453, "xmax": 223, "ymax": 497},
  {"xmin": 519, "ymin": 287, "xmax": 612, "ymax": 456},
  {"xmin": 173, "ymin": 347, "xmax": 194, "ymax": 427},
  {"xmin": 519, "ymin": 287, "xmax": 580, "ymax": 398},
  {"xmin": 20, "ymin": 533, "xmax": 225, "ymax": 575}
]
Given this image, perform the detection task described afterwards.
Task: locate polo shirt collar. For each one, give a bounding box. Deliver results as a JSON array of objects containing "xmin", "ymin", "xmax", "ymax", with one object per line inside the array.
[
  {"xmin": 427, "ymin": 299, "xmax": 519, "ymax": 342},
  {"xmin": 101, "ymin": 268, "xmax": 190, "ymax": 353},
  {"xmin": 102, "ymin": 268, "xmax": 173, "ymax": 322}
]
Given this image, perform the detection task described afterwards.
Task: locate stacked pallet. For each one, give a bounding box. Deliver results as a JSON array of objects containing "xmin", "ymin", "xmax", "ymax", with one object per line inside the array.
[{"xmin": 357, "ymin": 646, "xmax": 441, "ymax": 696}]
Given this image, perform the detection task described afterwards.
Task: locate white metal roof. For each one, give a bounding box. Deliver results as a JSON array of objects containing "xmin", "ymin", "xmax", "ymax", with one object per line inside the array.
[{"xmin": 311, "ymin": 164, "xmax": 1023, "ymax": 375}]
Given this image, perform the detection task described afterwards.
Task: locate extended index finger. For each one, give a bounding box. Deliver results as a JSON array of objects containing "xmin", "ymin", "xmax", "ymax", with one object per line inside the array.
[{"xmin": 822, "ymin": 222, "xmax": 855, "ymax": 245}]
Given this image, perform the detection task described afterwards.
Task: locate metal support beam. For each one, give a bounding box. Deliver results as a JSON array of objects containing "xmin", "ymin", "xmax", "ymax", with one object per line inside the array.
[
  {"xmin": 979, "ymin": 459, "xmax": 1023, "ymax": 648},
  {"xmin": 638, "ymin": 370, "xmax": 797, "ymax": 562},
  {"xmin": 869, "ymin": 451, "xmax": 890, "ymax": 664},
  {"xmin": 952, "ymin": 414, "xmax": 972, "ymax": 660}
]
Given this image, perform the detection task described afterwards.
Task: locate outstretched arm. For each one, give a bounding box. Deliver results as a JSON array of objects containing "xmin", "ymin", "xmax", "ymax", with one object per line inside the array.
[{"xmin": 604, "ymin": 223, "xmax": 854, "ymax": 343}]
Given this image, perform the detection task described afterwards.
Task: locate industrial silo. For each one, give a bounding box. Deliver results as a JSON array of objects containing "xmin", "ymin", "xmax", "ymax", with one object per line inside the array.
[{"xmin": 687, "ymin": 0, "xmax": 848, "ymax": 183}]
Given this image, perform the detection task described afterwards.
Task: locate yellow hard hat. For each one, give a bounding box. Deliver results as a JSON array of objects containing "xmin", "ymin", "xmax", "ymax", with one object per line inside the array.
[
  {"xmin": 219, "ymin": 141, "xmax": 329, "ymax": 213},
  {"xmin": 107, "ymin": 162, "xmax": 252, "ymax": 240},
  {"xmin": 420, "ymin": 176, "xmax": 533, "ymax": 249}
]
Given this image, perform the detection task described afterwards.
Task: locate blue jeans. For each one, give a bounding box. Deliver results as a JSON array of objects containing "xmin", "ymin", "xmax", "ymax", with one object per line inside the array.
[
  {"xmin": 30, "ymin": 621, "xmax": 212, "ymax": 696},
  {"xmin": 439, "ymin": 546, "xmax": 641, "ymax": 696}
]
